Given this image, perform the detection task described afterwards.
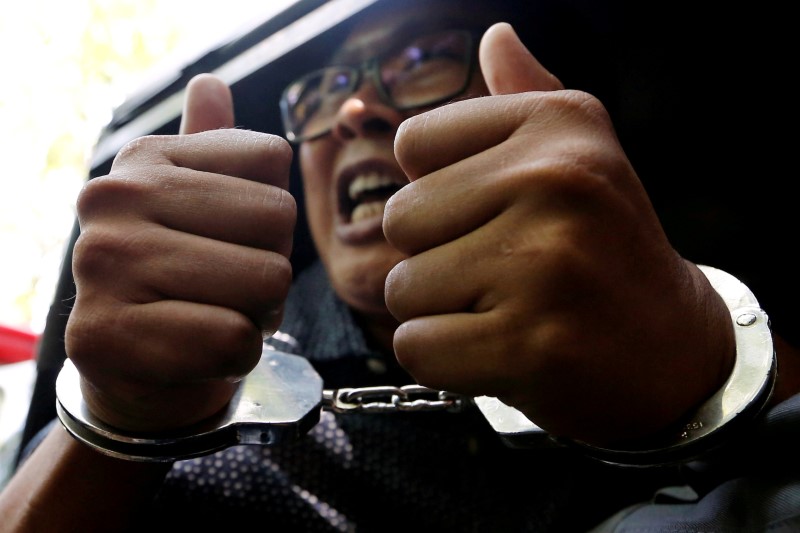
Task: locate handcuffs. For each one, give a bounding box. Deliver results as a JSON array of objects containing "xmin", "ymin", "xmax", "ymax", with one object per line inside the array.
[{"xmin": 56, "ymin": 266, "xmax": 776, "ymax": 467}]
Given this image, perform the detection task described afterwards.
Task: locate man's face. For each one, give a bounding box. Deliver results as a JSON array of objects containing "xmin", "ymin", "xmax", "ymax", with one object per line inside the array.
[{"xmin": 297, "ymin": 2, "xmax": 491, "ymax": 320}]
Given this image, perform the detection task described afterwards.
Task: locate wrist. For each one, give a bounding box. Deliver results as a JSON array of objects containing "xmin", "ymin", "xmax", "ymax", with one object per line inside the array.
[
  {"xmin": 565, "ymin": 265, "xmax": 776, "ymax": 466},
  {"xmin": 476, "ymin": 265, "xmax": 776, "ymax": 467}
]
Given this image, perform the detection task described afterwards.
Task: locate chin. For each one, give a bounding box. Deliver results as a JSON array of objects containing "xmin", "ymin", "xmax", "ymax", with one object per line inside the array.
[
  {"xmin": 332, "ymin": 269, "xmax": 391, "ymax": 314},
  {"xmin": 327, "ymin": 251, "xmax": 401, "ymax": 315}
]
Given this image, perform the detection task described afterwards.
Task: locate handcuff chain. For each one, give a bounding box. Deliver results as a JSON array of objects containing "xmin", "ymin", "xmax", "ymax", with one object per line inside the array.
[{"xmin": 322, "ymin": 385, "xmax": 468, "ymax": 414}]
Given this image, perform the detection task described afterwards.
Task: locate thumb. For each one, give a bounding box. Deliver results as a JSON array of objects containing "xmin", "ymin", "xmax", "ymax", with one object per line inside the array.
[
  {"xmin": 479, "ymin": 22, "xmax": 564, "ymax": 95},
  {"xmin": 179, "ymin": 73, "xmax": 235, "ymax": 134}
]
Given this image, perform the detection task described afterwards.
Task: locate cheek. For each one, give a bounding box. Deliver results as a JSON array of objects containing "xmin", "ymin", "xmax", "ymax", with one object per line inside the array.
[
  {"xmin": 299, "ymin": 142, "xmax": 342, "ymax": 270},
  {"xmin": 299, "ymin": 143, "xmax": 335, "ymax": 217},
  {"xmin": 298, "ymin": 143, "xmax": 324, "ymax": 192}
]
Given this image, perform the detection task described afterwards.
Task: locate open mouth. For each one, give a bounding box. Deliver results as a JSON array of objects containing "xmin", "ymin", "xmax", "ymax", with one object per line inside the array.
[{"xmin": 340, "ymin": 171, "xmax": 406, "ymax": 224}]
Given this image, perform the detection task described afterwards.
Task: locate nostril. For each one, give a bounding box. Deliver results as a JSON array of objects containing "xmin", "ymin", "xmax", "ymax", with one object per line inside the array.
[
  {"xmin": 362, "ymin": 117, "xmax": 393, "ymax": 134},
  {"xmin": 334, "ymin": 116, "xmax": 393, "ymax": 141},
  {"xmin": 334, "ymin": 121, "xmax": 357, "ymax": 140}
]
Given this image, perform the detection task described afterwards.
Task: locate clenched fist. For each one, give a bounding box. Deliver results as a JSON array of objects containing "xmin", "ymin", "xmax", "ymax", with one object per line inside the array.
[
  {"xmin": 66, "ymin": 74, "xmax": 297, "ymax": 432},
  {"xmin": 384, "ymin": 24, "xmax": 735, "ymax": 446}
]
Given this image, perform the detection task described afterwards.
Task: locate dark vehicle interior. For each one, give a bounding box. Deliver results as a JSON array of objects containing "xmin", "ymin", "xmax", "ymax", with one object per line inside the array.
[{"xmin": 15, "ymin": 0, "xmax": 791, "ymax": 466}]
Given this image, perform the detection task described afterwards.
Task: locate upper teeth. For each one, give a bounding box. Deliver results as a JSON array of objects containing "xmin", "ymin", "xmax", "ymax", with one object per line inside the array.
[{"xmin": 348, "ymin": 173, "xmax": 398, "ymax": 200}]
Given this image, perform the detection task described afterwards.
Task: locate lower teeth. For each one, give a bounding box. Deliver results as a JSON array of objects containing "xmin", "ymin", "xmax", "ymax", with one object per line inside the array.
[{"xmin": 351, "ymin": 201, "xmax": 385, "ymax": 223}]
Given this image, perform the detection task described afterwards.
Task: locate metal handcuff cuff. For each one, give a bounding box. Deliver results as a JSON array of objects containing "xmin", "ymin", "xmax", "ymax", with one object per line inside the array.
[{"xmin": 56, "ymin": 265, "xmax": 776, "ymax": 467}]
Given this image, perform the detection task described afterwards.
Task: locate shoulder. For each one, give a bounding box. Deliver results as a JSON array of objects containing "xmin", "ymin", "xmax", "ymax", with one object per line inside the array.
[{"xmin": 590, "ymin": 393, "xmax": 800, "ymax": 532}]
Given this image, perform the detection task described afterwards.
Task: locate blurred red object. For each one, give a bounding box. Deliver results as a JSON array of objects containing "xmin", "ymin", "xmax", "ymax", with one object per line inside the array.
[{"xmin": 0, "ymin": 324, "xmax": 39, "ymax": 364}]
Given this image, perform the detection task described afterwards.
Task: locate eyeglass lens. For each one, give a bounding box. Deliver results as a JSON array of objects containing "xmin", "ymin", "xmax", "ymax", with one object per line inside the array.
[{"xmin": 282, "ymin": 29, "xmax": 472, "ymax": 142}]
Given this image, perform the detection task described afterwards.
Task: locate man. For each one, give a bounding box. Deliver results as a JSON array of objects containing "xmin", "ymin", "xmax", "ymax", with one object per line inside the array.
[{"xmin": 2, "ymin": 0, "xmax": 798, "ymax": 531}]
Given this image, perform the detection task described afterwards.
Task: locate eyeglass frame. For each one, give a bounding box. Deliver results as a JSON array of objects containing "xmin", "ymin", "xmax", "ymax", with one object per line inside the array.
[{"xmin": 279, "ymin": 28, "xmax": 479, "ymax": 143}]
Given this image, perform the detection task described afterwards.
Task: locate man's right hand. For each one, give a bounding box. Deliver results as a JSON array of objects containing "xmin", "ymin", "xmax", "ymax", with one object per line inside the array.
[{"xmin": 65, "ymin": 73, "xmax": 296, "ymax": 432}]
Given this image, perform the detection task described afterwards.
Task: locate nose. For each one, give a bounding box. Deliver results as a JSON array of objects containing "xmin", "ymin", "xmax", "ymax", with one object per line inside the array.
[{"xmin": 331, "ymin": 77, "xmax": 405, "ymax": 141}]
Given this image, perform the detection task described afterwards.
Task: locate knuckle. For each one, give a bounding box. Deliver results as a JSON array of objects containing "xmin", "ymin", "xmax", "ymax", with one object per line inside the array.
[
  {"xmin": 64, "ymin": 301, "xmax": 120, "ymax": 364},
  {"xmin": 64, "ymin": 310, "xmax": 92, "ymax": 357},
  {"xmin": 72, "ymin": 224, "xmax": 156, "ymax": 280},
  {"xmin": 76, "ymin": 168, "xmax": 158, "ymax": 220},
  {"xmin": 241, "ymin": 252, "xmax": 293, "ymax": 330},
  {"xmin": 393, "ymin": 115, "xmax": 428, "ymax": 181},
  {"xmin": 391, "ymin": 322, "xmax": 419, "ymax": 371},
  {"xmin": 526, "ymin": 90, "xmax": 615, "ymax": 143},
  {"xmin": 259, "ymin": 308, "xmax": 285, "ymax": 338},
  {"xmin": 383, "ymin": 261, "xmax": 411, "ymax": 320},
  {"xmin": 549, "ymin": 89, "xmax": 608, "ymax": 122},
  {"xmin": 112, "ymin": 135, "xmax": 167, "ymax": 167},
  {"xmin": 381, "ymin": 189, "xmax": 403, "ymax": 235},
  {"xmin": 392, "ymin": 323, "xmax": 440, "ymax": 390},
  {"xmin": 245, "ymin": 132, "xmax": 295, "ymax": 186},
  {"xmin": 382, "ymin": 186, "xmax": 415, "ymax": 252},
  {"xmin": 75, "ymin": 175, "xmax": 122, "ymax": 217},
  {"xmin": 257, "ymin": 253, "xmax": 293, "ymax": 303},
  {"xmin": 215, "ymin": 312, "xmax": 263, "ymax": 370},
  {"xmin": 71, "ymin": 228, "xmax": 119, "ymax": 280},
  {"xmin": 276, "ymin": 187, "xmax": 298, "ymax": 222},
  {"xmin": 263, "ymin": 187, "xmax": 298, "ymax": 239},
  {"xmin": 266, "ymin": 134, "xmax": 294, "ymax": 169}
]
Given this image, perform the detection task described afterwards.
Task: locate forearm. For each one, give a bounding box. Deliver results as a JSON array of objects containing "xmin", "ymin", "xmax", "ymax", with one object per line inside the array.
[{"xmin": 0, "ymin": 424, "xmax": 170, "ymax": 533}]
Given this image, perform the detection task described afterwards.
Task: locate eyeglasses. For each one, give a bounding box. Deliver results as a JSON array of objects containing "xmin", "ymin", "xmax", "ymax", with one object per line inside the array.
[{"xmin": 280, "ymin": 29, "xmax": 476, "ymax": 143}]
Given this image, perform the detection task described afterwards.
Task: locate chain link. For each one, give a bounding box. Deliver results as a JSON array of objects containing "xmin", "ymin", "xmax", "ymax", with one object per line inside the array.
[{"xmin": 322, "ymin": 385, "xmax": 469, "ymax": 414}]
